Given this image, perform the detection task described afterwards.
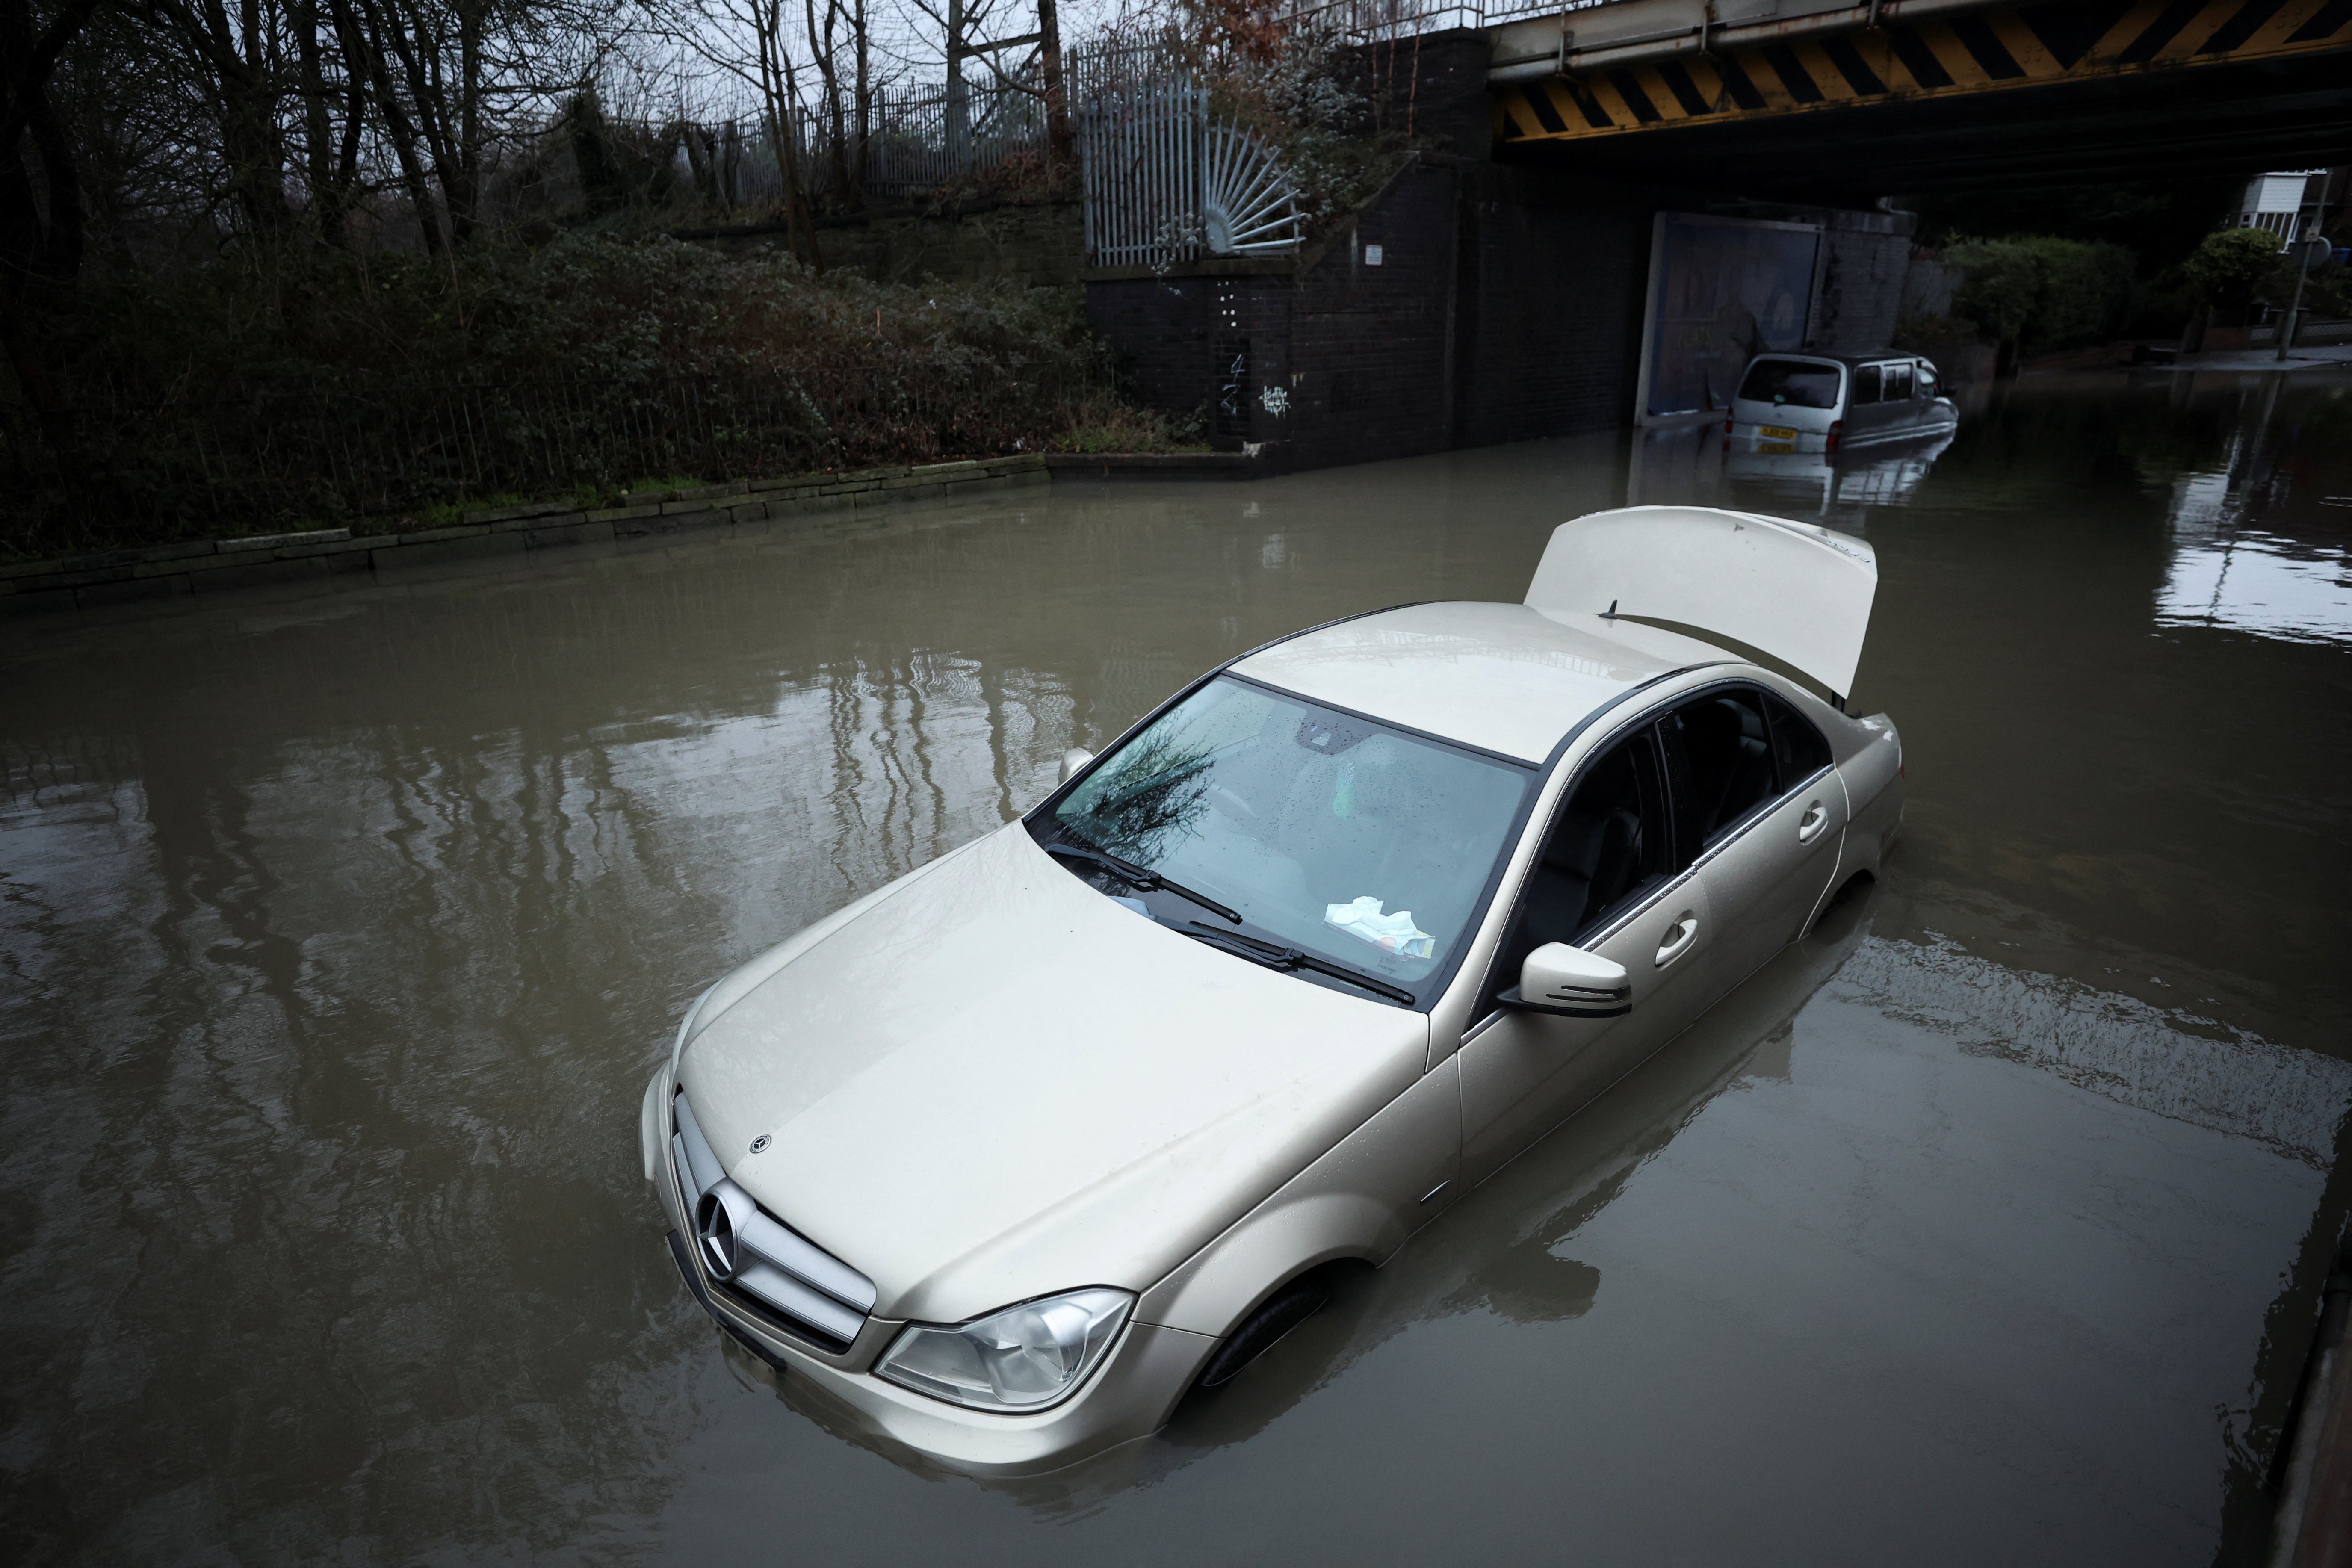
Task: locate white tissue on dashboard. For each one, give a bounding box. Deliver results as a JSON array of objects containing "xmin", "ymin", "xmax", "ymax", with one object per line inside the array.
[{"xmin": 1323, "ymin": 895, "xmax": 1433, "ymax": 959}]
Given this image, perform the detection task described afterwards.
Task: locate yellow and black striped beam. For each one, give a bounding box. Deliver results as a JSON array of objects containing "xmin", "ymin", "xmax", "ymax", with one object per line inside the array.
[{"xmin": 1496, "ymin": 0, "xmax": 2352, "ymax": 145}]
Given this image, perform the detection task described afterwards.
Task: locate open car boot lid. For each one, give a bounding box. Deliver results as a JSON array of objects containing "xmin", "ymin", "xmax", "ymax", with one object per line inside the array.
[{"xmin": 1526, "ymin": 506, "xmax": 1879, "ymax": 703}]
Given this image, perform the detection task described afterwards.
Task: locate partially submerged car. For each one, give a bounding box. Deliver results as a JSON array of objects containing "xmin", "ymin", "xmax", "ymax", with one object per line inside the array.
[
  {"xmin": 640, "ymin": 505, "xmax": 1905, "ymax": 1474},
  {"xmin": 1726, "ymin": 351, "xmax": 1957, "ymax": 455}
]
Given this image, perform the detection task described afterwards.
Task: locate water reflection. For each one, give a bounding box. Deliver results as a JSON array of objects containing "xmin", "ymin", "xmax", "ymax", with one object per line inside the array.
[
  {"xmin": 2157, "ymin": 531, "xmax": 2352, "ymax": 644},
  {"xmin": 1720, "ymin": 431, "xmax": 1956, "ymax": 513},
  {"xmin": 2121, "ymin": 370, "xmax": 2351, "ymax": 648},
  {"xmin": 1629, "ymin": 415, "xmax": 1963, "ymax": 531},
  {"xmin": 1629, "ymin": 372, "xmax": 2352, "ymax": 661},
  {"xmin": 2148, "ymin": 376, "xmax": 2352, "ymax": 646}
]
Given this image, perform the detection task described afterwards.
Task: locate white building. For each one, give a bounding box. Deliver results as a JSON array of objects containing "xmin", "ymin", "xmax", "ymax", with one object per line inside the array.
[{"xmin": 2237, "ymin": 171, "xmax": 2325, "ymax": 246}]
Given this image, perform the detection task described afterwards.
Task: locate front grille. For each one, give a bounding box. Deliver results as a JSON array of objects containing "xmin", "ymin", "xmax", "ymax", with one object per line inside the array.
[{"xmin": 671, "ymin": 1091, "xmax": 875, "ymax": 1351}]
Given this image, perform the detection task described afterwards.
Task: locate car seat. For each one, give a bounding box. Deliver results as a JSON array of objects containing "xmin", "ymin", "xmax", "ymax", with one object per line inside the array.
[
  {"xmin": 1679, "ymin": 697, "xmax": 1773, "ymax": 841},
  {"xmin": 1522, "ymin": 805, "xmax": 1642, "ymax": 944}
]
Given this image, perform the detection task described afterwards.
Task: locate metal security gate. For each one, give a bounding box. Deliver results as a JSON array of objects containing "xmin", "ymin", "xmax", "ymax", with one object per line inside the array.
[{"xmin": 1079, "ymin": 78, "xmax": 1303, "ymax": 269}]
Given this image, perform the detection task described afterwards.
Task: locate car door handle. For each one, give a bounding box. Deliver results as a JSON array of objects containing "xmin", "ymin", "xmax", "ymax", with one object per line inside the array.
[
  {"xmin": 1797, "ymin": 801, "xmax": 1829, "ymax": 843},
  {"xmin": 1655, "ymin": 912, "xmax": 1698, "ymax": 968}
]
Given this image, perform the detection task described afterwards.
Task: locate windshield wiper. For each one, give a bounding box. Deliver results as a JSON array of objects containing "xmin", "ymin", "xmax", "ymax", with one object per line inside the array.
[
  {"xmin": 1043, "ymin": 840, "xmax": 1241, "ymax": 924},
  {"xmin": 1182, "ymin": 922, "xmax": 1416, "ymax": 1006}
]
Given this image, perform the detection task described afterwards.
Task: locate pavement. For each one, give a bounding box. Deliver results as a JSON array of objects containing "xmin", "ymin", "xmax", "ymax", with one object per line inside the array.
[
  {"xmin": 2270, "ymin": 1247, "xmax": 2352, "ymax": 1568},
  {"xmin": 2162, "ymin": 345, "xmax": 2352, "ymax": 372}
]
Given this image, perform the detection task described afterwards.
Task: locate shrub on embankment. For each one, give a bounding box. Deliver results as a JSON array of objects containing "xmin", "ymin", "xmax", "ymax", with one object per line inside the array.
[
  {"xmin": 1, "ymin": 236, "xmax": 1180, "ymax": 563},
  {"xmin": 1944, "ymin": 235, "xmax": 2139, "ymax": 357}
]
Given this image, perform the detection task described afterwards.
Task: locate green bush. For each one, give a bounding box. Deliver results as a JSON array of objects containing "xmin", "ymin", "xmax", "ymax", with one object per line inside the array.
[
  {"xmin": 1944, "ymin": 235, "xmax": 2136, "ymax": 351},
  {"xmin": 2182, "ymin": 226, "xmax": 2289, "ymax": 311},
  {"xmin": 2, "ymin": 236, "xmax": 1165, "ymax": 559}
]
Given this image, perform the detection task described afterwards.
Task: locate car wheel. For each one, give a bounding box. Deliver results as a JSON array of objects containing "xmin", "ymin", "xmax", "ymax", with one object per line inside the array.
[{"xmin": 1194, "ymin": 1273, "xmax": 1333, "ymax": 1391}]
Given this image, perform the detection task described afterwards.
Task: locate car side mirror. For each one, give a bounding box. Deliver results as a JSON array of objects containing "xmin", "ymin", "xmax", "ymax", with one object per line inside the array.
[
  {"xmin": 1058, "ymin": 748, "xmax": 1095, "ymax": 784},
  {"xmin": 1502, "ymin": 942, "xmax": 1631, "ymax": 1018}
]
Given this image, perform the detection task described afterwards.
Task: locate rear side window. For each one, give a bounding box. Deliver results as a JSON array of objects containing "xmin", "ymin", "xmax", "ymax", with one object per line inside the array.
[
  {"xmin": 1763, "ymin": 691, "xmax": 1832, "ymax": 783},
  {"xmin": 1737, "ymin": 359, "xmax": 1841, "ymax": 410},
  {"xmin": 1882, "ymin": 362, "xmax": 1915, "ymax": 401},
  {"xmin": 1851, "ymin": 363, "xmax": 1882, "ymax": 403},
  {"xmin": 1660, "ymin": 690, "xmax": 1778, "ymax": 856}
]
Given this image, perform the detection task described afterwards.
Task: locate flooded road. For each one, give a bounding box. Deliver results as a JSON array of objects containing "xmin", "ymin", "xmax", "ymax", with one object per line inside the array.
[{"xmin": 3, "ymin": 368, "xmax": 2349, "ymax": 1565}]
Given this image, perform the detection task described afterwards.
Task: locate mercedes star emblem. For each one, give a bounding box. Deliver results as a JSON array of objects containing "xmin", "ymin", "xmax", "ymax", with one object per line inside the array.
[{"xmin": 694, "ymin": 1190, "xmax": 738, "ymax": 1279}]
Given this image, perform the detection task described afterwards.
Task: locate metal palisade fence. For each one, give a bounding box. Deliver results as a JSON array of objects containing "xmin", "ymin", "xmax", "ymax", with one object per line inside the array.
[
  {"xmin": 1078, "ymin": 71, "xmax": 1305, "ymax": 270},
  {"xmin": 1279, "ymin": 0, "xmax": 1601, "ymax": 37},
  {"xmin": 635, "ymin": 77, "xmax": 1054, "ymax": 213}
]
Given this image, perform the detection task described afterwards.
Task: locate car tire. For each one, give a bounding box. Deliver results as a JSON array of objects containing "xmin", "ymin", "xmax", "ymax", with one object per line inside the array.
[{"xmin": 1193, "ymin": 1273, "xmax": 1333, "ymax": 1391}]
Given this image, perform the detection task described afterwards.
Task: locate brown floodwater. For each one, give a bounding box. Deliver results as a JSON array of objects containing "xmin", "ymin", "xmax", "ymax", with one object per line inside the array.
[{"xmin": 4, "ymin": 368, "xmax": 2349, "ymax": 1565}]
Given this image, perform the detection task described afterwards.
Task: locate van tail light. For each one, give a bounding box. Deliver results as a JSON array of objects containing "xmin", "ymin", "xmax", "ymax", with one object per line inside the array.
[
  {"xmin": 1723, "ymin": 413, "xmax": 1734, "ymax": 434},
  {"xmin": 1826, "ymin": 419, "xmax": 1843, "ymax": 454}
]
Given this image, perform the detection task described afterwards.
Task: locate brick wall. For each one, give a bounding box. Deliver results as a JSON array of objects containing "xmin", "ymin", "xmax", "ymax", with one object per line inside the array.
[
  {"xmin": 1082, "ymin": 34, "xmax": 1916, "ymax": 474},
  {"xmin": 1087, "ymin": 157, "xmax": 1672, "ymax": 469},
  {"xmin": 1084, "ymin": 161, "xmax": 1466, "ymax": 466},
  {"xmin": 1280, "ymin": 160, "xmax": 1464, "ymax": 467},
  {"xmin": 1808, "ymin": 209, "xmax": 1919, "ymax": 354},
  {"xmin": 1453, "ymin": 166, "xmax": 1658, "ymax": 446}
]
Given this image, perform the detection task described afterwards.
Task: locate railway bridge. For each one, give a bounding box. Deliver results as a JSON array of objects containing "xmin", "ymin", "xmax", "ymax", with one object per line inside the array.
[{"xmin": 1486, "ymin": 0, "xmax": 2352, "ymax": 194}]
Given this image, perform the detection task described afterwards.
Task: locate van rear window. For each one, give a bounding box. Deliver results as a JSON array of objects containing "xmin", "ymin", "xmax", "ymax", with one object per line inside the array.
[{"xmin": 1737, "ymin": 360, "xmax": 1841, "ymax": 409}]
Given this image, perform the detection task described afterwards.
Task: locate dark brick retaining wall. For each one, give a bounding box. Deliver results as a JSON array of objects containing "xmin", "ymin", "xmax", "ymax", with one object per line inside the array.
[
  {"xmin": 1083, "ymin": 31, "xmax": 1919, "ymax": 474},
  {"xmin": 1451, "ymin": 164, "xmax": 1657, "ymax": 450}
]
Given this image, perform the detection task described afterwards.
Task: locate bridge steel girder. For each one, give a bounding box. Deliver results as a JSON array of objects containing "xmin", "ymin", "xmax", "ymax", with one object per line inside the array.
[{"xmin": 1489, "ymin": 0, "xmax": 2352, "ymax": 193}]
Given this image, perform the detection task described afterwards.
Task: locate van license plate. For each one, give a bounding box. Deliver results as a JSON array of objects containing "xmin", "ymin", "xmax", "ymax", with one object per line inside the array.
[
  {"xmin": 1760, "ymin": 425, "xmax": 1798, "ymax": 440},
  {"xmin": 1759, "ymin": 441, "xmax": 1795, "ymax": 453}
]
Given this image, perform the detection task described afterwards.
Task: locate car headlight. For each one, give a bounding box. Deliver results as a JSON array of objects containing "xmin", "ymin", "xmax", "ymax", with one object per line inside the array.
[{"xmin": 874, "ymin": 1287, "xmax": 1133, "ymax": 1411}]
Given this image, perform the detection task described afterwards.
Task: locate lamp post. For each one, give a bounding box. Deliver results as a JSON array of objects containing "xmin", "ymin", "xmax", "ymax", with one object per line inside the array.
[{"xmin": 2277, "ymin": 169, "xmax": 2335, "ymax": 364}]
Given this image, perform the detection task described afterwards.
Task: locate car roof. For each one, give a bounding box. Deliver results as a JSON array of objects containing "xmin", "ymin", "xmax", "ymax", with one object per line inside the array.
[
  {"xmin": 1226, "ymin": 601, "xmax": 1737, "ymax": 765},
  {"xmin": 1747, "ymin": 351, "xmax": 1929, "ymax": 369}
]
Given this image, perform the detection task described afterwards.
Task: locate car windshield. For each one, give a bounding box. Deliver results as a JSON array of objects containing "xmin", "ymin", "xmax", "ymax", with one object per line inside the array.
[
  {"xmin": 1037, "ymin": 676, "xmax": 1533, "ymax": 1007},
  {"xmin": 1738, "ymin": 358, "xmax": 1842, "ymax": 409}
]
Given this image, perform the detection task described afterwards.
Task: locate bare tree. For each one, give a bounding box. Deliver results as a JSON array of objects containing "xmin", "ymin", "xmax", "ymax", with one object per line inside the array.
[
  {"xmin": 141, "ymin": 0, "xmax": 303, "ymax": 242},
  {"xmin": 801, "ymin": 0, "xmax": 850, "ymax": 208},
  {"xmin": 916, "ymin": 0, "xmax": 1076, "ymax": 175},
  {"xmin": 664, "ymin": 0, "xmax": 821, "ymax": 266},
  {"xmin": 1036, "ymin": 0, "xmax": 1068, "ymax": 168},
  {"xmin": 847, "ymin": 0, "xmax": 868, "ymax": 192},
  {"xmin": 0, "ymin": 0, "xmax": 104, "ymax": 442},
  {"xmin": 902, "ymin": 0, "xmax": 997, "ymax": 166},
  {"xmin": 337, "ymin": 0, "xmax": 449, "ymax": 249}
]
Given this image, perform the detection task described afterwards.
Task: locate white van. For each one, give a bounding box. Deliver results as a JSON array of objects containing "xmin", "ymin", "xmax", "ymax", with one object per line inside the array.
[{"xmin": 1726, "ymin": 353, "xmax": 1958, "ymax": 455}]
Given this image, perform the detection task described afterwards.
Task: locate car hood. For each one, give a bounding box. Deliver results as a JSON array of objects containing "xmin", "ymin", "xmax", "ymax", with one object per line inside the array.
[{"xmin": 678, "ymin": 822, "xmax": 1429, "ymax": 1324}]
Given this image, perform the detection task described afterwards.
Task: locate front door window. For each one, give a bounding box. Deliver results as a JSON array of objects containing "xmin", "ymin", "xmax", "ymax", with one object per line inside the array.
[
  {"xmin": 1455, "ymin": 715, "xmax": 1710, "ymax": 1185},
  {"xmin": 1479, "ymin": 722, "xmax": 1669, "ymax": 1016}
]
